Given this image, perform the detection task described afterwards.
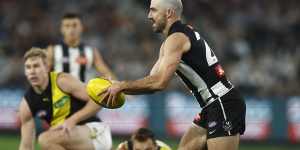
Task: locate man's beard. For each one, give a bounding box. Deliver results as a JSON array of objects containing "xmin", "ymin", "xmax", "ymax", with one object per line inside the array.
[{"xmin": 153, "ymin": 18, "xmax": 166, "ymax": 33}]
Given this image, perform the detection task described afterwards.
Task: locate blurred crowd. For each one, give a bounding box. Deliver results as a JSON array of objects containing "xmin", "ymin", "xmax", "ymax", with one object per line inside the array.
[{"xmin": 0, "ymin": 0, "xmax": 299, "ymax": 96}]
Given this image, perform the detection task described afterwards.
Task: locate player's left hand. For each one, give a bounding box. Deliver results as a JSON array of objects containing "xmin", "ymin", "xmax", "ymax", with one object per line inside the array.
[{"xmin": 99, "ymin": 81, "xmax": 124, "ymax": 107}]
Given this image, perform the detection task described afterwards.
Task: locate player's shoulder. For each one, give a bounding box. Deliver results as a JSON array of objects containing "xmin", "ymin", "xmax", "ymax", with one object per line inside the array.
[
  {"xmin": 53, "ymin": 72, "xmax": 71, "ymax": 94},
  {"xmin": 21, "ymin": 89, "xmax": 37, "ymax": 118},
  {"xmin": 169, "ymin": 22, "xmax": 203, "ymax": 40},
  {"xmin": 55, "ymin": 72, "xmax": 73, "ymax": 84},
  {"xmin": 166, "ymin": 32, "xmax": 189, "ymax": 42},
  {"xmin": 24, "ymin": 86, "xmax": 35, "ymax": 100},
  {"xmin": 55, "ymin": 71, "xmax": 83, "ymax": 93},
  {"xmin": 164, "ymin": 32, "xmax": 190, "ymax": 53}
]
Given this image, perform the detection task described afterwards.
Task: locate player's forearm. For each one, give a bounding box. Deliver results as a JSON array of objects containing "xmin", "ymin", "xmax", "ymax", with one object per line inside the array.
[
  {"xmin": 19, "ymin": 143, "xmax": 34, "ymax": 150},
  {"xmin": 69, "ymin": 100, "xmax": 101, "ymax": 124},
  {"xmin": 121, "ymin": 75, "xmax": 167, "ymax": 95},
  {"xmin": 19, "ymin": 136, "xmax": 34, "ymax": 150},
  {"xmin": 19, "ymin": 125, "xmax": 35, "ymax": 150}
]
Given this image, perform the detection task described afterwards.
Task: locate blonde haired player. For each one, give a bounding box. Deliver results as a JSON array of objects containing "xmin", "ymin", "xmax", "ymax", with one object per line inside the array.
[{"xmin": 19, "ymin": 48, "xmax": 111, "ymax": 150}]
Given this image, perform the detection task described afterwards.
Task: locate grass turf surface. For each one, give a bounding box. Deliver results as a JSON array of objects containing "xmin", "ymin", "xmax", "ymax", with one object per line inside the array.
[{"xmin": 1, "ymin": 134, "xmax": 299, "ymax": 150}]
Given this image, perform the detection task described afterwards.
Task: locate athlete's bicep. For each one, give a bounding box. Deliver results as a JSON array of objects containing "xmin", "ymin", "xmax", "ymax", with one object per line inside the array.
[
  {"xmin": 155, "ymin": 50, "xmax": 181, "ymax": 87},
  {"xmin": 57, "ymin": 73, "xmax": 89, "ymax": 102},
  {"xmin": 150, "ymin": 44, "xmax": 165, "ymax": 75},
  {"xmin": 154, "ymin": 33, "xmax": 190, "ymax": 87},
  {"xmin": 150, "ymin": 59, "xmax": 161, "ymax": 75}
]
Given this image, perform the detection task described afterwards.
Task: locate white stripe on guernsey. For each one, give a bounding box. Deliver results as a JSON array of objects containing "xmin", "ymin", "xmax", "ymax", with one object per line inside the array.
[
  {"xmin": 54, "ymin": 45, "xmax": 63, "ymax": 72},
  {"xmin": 218, "ymin": 98, "xmax": 231, "ymax": 135},
  {"xmin": 84, "ymin": 46, "xmax": 94, "ymax": 68},
  {"xmin": 69, "ymin": 47, "xmax": 81, "ymax": 80},
  {"xmin": 194, "ymin": 31, "xmax": 201, "ymax": 40},
  {"xmin": 177, "ymin": 61, "xmax": 211, "ymax": 100}
]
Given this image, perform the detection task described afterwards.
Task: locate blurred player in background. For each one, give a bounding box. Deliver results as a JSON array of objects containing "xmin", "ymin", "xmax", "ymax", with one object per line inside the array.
[
  {"xmin": 100, "ymin": 0, "xmax": 246, "ymax": 150},
  {"xmin": 19, "ymin": 48, "xmax": 111, "ymax": 150},
  {"xmin": 47, "ymin": 13, "xmax": 116, "ymax": 82},
  {"xmin": 117, "ymin": 128, "xmax": 171, "ymax": 150}
]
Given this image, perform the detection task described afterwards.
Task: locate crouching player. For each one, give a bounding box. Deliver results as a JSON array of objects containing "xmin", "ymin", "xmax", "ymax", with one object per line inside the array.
[{"xmin": 19, "ymin": 48, "xmax": 112, "ymax": 150}]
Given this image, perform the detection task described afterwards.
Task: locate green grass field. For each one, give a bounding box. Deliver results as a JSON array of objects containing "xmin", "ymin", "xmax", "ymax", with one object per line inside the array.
[{"xmin": 1, "ymin": 134, "xmax": 299, "ymax": 150}]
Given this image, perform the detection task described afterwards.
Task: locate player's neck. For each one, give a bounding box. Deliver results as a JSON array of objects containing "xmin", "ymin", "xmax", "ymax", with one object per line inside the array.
[
  {"xmin": 163, "ymin": 18, "xmax": 180, "ymax": 37},
  {"xmin": 33, "ymin": 77, "xmax": 49, "ymax": 94},
  {"xmin": 64, "ymin": 38, "xmax": 81, "ymax": 48}
]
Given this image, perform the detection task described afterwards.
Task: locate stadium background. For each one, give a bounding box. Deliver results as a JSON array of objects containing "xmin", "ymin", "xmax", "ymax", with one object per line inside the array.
[{"xmin": 0, "ymin": 0, "xmax": 300, "ymax": 149}]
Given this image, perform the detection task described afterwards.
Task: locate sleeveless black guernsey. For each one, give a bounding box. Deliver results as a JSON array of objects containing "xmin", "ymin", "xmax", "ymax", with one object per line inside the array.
[
  {"xmin": 168, "ymin": 21, "xmax": 235, "ymax": 107},
  {"xmin": 24, "ymin": 73, "xmax": 100, "ymax": 126}
]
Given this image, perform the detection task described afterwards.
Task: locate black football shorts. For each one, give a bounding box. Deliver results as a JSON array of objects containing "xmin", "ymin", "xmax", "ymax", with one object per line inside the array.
[{"xmin": 193, "ymin": 89, "xmax": 246, "ymax": 139}]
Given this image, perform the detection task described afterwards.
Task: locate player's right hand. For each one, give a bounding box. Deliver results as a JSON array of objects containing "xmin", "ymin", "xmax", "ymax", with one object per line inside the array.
[{"xmin": 50, "ymin": 119, "xmax": 76, "ymax": 136}]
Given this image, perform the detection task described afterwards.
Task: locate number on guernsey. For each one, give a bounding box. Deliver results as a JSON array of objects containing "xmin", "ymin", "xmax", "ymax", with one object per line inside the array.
[
  {"xmin": 194, "ymin": 31, "xmax": 218, "ymax": 66},
  {"xmin": 204, "ymin": 41, "xmax": 218, "ymax": 66}
]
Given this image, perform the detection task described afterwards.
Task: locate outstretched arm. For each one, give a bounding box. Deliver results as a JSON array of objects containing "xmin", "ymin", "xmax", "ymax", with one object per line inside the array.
[
  {"xmin": 63, "ymin": 100, "xmax": 101, "ymax": 126},
  {"xmin": 102, "ymin": 33, "xmax": 191, "ymax": 106},
  {"xmin": 119, "ymin": 33, "xmax": 190, "ymax": 94},
  {"xmin": 57, "ymin": 73, "xmax": 91, "ymax": 102},
  {"xmin": 56, "ymin": 73, "xmax": 101, "ymax": 127}
]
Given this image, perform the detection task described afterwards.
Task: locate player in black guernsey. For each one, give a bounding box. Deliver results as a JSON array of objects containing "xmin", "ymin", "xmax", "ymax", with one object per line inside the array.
[
  {"xmin": 78, "ymin": 0, "xmax": 246, "ymax": 150},
  {"xmin": 47, "ymin": 13, "xmax": 116, "ymax": 82},
  {"xmin": 19, "ymin": 48, "xmax": 112, "ymax": 150}
]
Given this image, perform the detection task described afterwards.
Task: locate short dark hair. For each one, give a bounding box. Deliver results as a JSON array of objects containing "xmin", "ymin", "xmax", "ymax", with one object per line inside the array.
[
  {"xmin": 131, "ymin": 128, "xmax": 156, "ymax": 145},
  {"xmin": 62, "ymin": 12, "xmax": 82, "ymax": 20}
]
